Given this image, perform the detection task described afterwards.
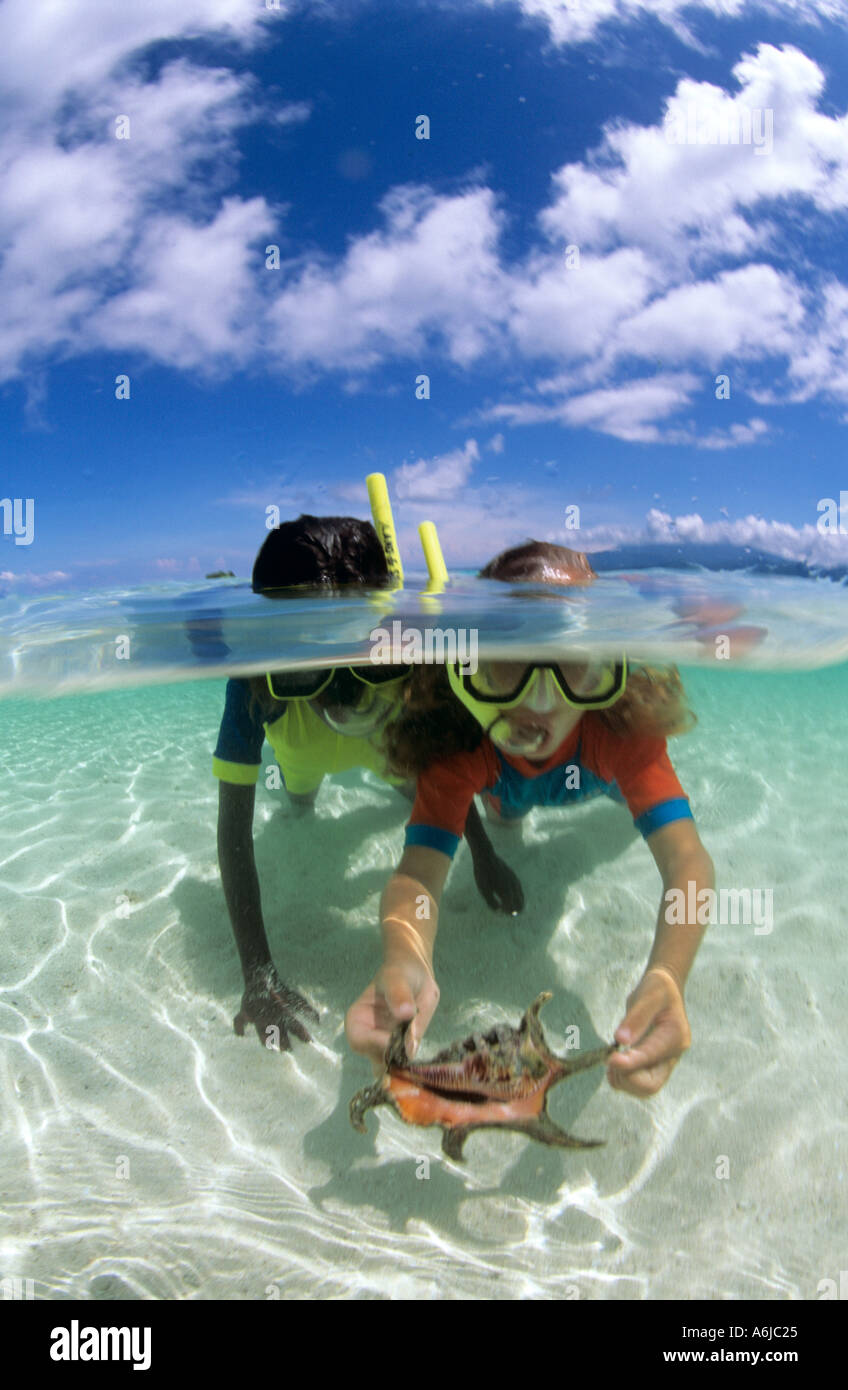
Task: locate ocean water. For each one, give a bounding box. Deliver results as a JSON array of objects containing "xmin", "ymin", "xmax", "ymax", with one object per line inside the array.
[{"xmin": 1, "ymin": 571, "xmax": 846, "ymax": 1300}]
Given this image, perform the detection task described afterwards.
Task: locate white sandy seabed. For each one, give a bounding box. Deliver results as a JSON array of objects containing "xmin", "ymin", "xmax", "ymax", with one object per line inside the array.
[{"xmin": 0, "ymin": 665, "xmax": 845, "ymax": 1300}]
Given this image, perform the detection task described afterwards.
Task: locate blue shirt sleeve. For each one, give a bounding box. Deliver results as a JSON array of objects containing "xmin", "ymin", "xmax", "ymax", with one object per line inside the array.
[{"xmin": 213, "ymin": 678, "xmax": 266, "ymax": 783}]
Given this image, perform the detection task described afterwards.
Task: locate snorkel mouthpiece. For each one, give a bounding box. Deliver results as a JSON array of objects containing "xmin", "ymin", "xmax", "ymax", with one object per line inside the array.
[
  {"xmin": 488, "ymin": 717, "xmax": 548, "ymax": 756},
  {"xmin": 487, "ymin": 670, "xmax": 562, "ymax": 752},
  {"xmin": 318, "ymin": 685, "xmax": 394, "ymax": 738}
]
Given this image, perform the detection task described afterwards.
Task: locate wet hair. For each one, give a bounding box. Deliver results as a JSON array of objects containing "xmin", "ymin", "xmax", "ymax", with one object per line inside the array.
[
  {"xmin": 384, "ymin": 540, "xmax": 696, "ymax": 778},
  {"xmin": 251, "ymin": 514, "xmax": 390, "ymax": 592},
  {"xmin": 247, "ymin": 514, "xmax": 391, "ymax": 723},
  {"xmin": 478, "ymin": 541, "xmax": 597, "ymax": 586}
]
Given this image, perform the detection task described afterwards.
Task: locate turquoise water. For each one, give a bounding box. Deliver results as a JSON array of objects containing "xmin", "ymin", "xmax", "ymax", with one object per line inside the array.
[{"xmin": 1, "ymin": 581, "xmax": 847, "ymax": 1299}]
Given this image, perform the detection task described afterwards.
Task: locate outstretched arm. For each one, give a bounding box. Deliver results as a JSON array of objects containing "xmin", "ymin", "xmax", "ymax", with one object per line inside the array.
[
  {"xmin": 643, "ymin": 818, "xmax": 714, "ymax": 991},
  {"xmin": 217, "ymin": 781, "xmax": 272, "ymax": 977},
  {"xmin": 608, "ymin": 818, "xmax": 714, "ymax": 1096},
  {"xmin": 346, "ymin": 845, "xmax": 451, "ymax": 1065},
  {"xmin": 217, "ymin": 780, "xmax": 318, "ymax": 1050}
]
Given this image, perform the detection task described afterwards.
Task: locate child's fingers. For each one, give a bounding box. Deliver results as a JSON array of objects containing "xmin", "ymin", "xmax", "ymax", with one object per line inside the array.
[
  {"xmin": 270, "ymin": 986, "xmax": 320, "ymax": 1025},
  {"xmin": 608, "ymin": 1055, "xmax": 677, "ymax": 1096},
  {"xmin": 286, "ymin": 1017, "xmax": 313, "ymax": 1045},
  {"xmin": 610, "ymin": 1017, "xmax": 686, "ymax": 1076}
]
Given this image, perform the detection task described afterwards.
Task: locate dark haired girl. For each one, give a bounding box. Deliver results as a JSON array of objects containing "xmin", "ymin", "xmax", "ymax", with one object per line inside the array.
[{"xmin": 214, "ymin": 516, "xmax": 522, "ymax": 1052}]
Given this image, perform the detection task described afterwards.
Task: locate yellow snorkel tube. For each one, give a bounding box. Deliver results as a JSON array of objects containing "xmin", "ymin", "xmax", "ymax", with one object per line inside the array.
[
  {"xmin": 366, "ymin": 473, "xmax": 404, "ymax": 587},
  {"xmin": 418, "ymin": 520, "xmax": 449, "ymax": 590},
  {"xmin": 366, "ymin": 473, "xmax": 450, "ymax": 604}
]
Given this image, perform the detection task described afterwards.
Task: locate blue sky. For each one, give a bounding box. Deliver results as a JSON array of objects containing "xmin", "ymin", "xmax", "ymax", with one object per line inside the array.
[{"xmin": 2, "ymin": 0, "xmax": 848, "ymax": 589}]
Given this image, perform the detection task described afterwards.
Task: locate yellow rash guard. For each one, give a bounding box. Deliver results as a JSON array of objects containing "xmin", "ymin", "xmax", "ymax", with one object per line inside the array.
[{"xmin": 212, "ymin": 677, "xmax": 407, "ymax": 794}]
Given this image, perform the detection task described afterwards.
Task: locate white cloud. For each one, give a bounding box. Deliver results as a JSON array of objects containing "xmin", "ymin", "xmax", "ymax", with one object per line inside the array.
[
  {"xmin": 521, "ymin": 505, "xmax": 848, "ymax": 568},
  {"xmin": 612, "ymin": 265, "xmax": 806, "ymax": 367},
  {"xmin": 90, "ymin": 197, "xmax": 274, "ymax": 370},
  {"xmin": 664, "ymin": 418, "xmax": 770, "ymax": 449},
  {"xmin": 476, "ymin": 0, "xmax": 848, "ymax": 50},
  {"xmin": 507, "ymin": 247, "xmax": 661, "ymax": 361},
  {"xmin": 2, "ymin": 6, "xmax": 848, "ymax": 452},
  {"xmin": 482, "ymin": 44, "xmax": 848, "ymax": 435},
  {"xmin": 484, "ymin": 372, "xmax": 700, "ymax": 441},
  {"xmin": 393, "ymin": 439, "xmax": 481, "ymax": 500},
  {"xmin": 0, "ymin": 4, "xmax": 281, "ymax": 381},
  {"xmin": 0, "ymin": 0, "xmax": 268, "ymax": 114},
  {"xmin": 539, "ymin": 45, "xmax": 848, "ymax": 265},
  {"xmin": 274, "ymin": 101, "xmax": 313, "ymax": 126},
  {"xmin": 0, "ymin": 568, "xmax": 72, "ymax": 586},
  {"xmin": 266, "ymin": 185, "xmax": 508, "ymax": 371},
  {"xmin": 635, "ymin": 506, "xmax": 848, "ymax": 567},
  {"xmin": 783, "ymin": 280, "xmax": 848, "ymax": 407},
  {"xmin": 207, "ymin": 468, "xmax": 848, "ymax": 573}
]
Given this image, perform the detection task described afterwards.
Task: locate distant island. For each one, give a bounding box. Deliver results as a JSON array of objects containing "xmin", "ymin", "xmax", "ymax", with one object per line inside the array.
[{"xmin": 205, "ymin": 570, "xmax": 236, "ymax": 579}]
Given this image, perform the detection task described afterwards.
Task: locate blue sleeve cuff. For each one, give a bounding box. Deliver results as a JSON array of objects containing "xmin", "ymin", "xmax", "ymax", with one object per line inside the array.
[
  {"xmin": 634, "ymin": 798, "xmax": 693, "ymax": 839},
  {"xmin": 214, "ymin": 678, "xmax": 266, "ymax": 767},
  {"xmin": 404, "ymin": 824, "xmax": 461, "ymax": 858}
]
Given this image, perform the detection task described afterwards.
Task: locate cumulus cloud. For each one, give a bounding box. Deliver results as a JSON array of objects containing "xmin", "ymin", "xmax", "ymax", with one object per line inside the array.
[
  {"xmin": 3, "ymin": 3, "xmax": 848, "ymax": 452},
  {"xmin": 90, "ymin": 197, "xmax": 274, "ymax": 370},
  {"xmin": 0, "ymin": 2, "xmax": 284, "ymax": 381},
  {"xmin": 483, "ymin": 372, "xmax": 700, "ymax": 441},
  {"xmin": 476, "ymin": 0, "xmax": 848, "ymax": 50},
  {"xmin": 782, "ymin": 280, "xmax": 848, "ymax": 408},
  {"xmin": 637, "ymin": 506, "xmax": 848, "ymax": 566},
  {"xmin": 266, "ymin": 185, "xmax": 508, "ymax": 372},
  {"xmin": 212, "ymin": 464, "xmax": 848, "ymax": 572},
  {"xmin": 0, "ymin": 0, "xmax": 269, "ymax": 114},
  {"xmin": 481, "ymin": 44, "xmax": 848, "ymax": 436},
  {"xmin": 393, "ymin": 439, "xmax": 481, "ymax": 500},
  {"xmin": 253, "ymin": 45, "xmax": 848, "ymax": 438},
  {"xmin": 611, "ymin": 267, "xmax": 806, "ymax": 368},
  {"xmin": 539, "ymin": 44, "xmax": 848, "ymax": 266},
  {"xmin": 529, "ymin": 505, "xmax": 848, "ymax": 569},
  {"xmin": 506, "ymin": 247, "xmax": 661, "ymax": 363}
]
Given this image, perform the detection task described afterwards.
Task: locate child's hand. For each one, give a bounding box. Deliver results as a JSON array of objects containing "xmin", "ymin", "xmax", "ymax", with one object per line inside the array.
[
  {"xmin": 474, "ymin": 850, "xmax": 525, "ymax": 915},
  {"xmin": 345, "ymin": 959, "xmax": 440, "ymax": 1069},
  {"xmin": 234, "ymin": 962, "xmax": 320, "ymax": 1051},
  {"xmin": 607, "ymin": 966, "xmax": 691, "ymax": 1097}
]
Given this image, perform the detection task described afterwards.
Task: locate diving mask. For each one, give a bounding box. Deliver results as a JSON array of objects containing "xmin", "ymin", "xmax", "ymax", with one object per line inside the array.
[
  {"xmin": 266, "ymin": 664, "xmax": 410, "ymax": 700},
  {"xmin": 266, "ymin": 664, "xmax": 409, "ymax": 739},
  {"xmin": 447, "ymin": 657, "xmax": 627, "ymax": 754}
]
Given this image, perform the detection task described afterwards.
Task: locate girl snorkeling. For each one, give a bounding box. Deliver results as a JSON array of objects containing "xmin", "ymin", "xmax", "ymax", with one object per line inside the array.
[
  {"xmin": 345, "ymin": 541, "xmax": 715, "ymax": 1099},
  {"xmin": 214, "ymin": 515, "xmax": 522, "ymax": 1053}
]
